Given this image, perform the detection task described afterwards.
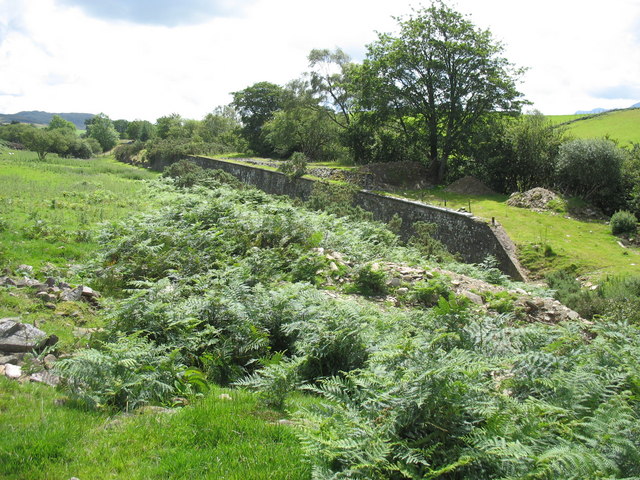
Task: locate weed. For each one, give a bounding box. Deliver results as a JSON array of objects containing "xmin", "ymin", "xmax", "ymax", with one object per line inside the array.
[
  {"xmin": 408, "ymin": 276, "xmax": 453, "ymax": 307},
  {"xmin": 349, "ymin": 263, "xmax": 387, "ymax": 296}
]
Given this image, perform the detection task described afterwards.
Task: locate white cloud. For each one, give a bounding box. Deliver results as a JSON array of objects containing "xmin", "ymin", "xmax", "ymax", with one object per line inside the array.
[{"xmin": 0, "ymin": 0, "xmax": 638, "ymax": 120}]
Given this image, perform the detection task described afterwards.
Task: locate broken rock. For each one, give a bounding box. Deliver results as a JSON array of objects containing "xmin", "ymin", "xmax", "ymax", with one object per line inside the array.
[{"xmin": 0, "ymin": 318, "xmax": 56, "ymax": 353}]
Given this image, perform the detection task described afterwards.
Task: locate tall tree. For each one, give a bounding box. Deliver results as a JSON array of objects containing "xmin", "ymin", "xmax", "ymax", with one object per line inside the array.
[
  {"xmin": 361, "ymin": 1, "xmax": 526, "ymax": 182},
  {"xmin": 307, "ymin": 48, "xmax": 358, "ymax": 129},
  {"xmin": 113, "ymin": 119, "xmax": 130, "ymax": 139},
  {"xmin": 231, "ymin": 82, "xmax": 287, "ymax": 156},
  {"xmin": 46, "ymin": 115, "xmax": 76, "ymax": 135},
  {"xmin": 126, "ymin": 120, "xmax": 156, "ymax": 141},
  {"xmin": 155, "ymin": 113, "xmax": 184, "ymax": 139},
  {"xmin": 86, "ymin": 113, "xmax": 119, "ymax": 151}
]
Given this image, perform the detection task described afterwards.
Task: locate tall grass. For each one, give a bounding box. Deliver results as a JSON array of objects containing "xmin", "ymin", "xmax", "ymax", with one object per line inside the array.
[{"xmin": 0, "ymin": 151, "xmax": 157, "ymax": 273}]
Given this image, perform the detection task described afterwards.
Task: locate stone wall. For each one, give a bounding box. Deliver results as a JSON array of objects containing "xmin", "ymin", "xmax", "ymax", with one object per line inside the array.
[{"xmin": 153, "ymin": 155, "xmax": 527, "ymax": 281}]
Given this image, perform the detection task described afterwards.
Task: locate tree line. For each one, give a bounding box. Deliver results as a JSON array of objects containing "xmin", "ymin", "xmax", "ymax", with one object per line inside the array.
[{"xmin": 2, "ymin": 1, "xmax": 639, "ymax": 217}]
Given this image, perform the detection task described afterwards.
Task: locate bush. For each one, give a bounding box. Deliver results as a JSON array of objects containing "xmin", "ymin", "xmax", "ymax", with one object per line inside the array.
[
  {"xmin": 278, "ymin": 151, "xmax": 307, "ymax": 179},
  {"xmin": 114, "ymin": 141, "xmax": 145, "ymax": 164},
  {"xmin": 55, "ymin": 335, "xmax": 189, "ymax": 411},
  {"xmin": 611, "ymin": 210, "xmax": 638, "ymax": 235},
  {"xmin": 408, "ymin": 221, "xmax": 450, "ymax": 261},
  {"xmin": 350, "ymin": 263, "xmax": 387, "ymax": 296},
  {"xmin": 555, "ymin": 138, "xmax": 625, "ymax": 213},
  {"xmin": 163, "ymin": 158, "xmax": 203, "ymax": 187},
  {"xmin": 408, "ymin": 276, "xmax": 452, "ymax": 307}
]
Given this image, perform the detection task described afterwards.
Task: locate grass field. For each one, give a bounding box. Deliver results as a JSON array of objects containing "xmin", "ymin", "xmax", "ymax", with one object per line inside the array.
[
  {"xmin": 395, "ymin": 188, "xmax": 640, "ymax": 280},
  {"xmin": 547, "ymin": 108, "xmax": 640, "ymax": 145},
  {"xmin": 0, "ymin": 379, "xmax": 309, "ymax": 480},
  {"xmin": 0, "ymin": 150, "xmax": 158, "ymax": 273}
]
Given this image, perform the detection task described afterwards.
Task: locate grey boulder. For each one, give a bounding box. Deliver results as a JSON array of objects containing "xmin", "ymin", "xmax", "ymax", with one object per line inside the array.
[{"xmin": 0, "ymin": 318, "xmax": 57, "ymax": 353}]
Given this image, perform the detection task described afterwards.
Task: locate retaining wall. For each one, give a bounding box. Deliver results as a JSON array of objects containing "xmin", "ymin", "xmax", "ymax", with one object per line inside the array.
[{"xmin": 152, "ymin": 155, "xmax": 527, "ymax": 281}]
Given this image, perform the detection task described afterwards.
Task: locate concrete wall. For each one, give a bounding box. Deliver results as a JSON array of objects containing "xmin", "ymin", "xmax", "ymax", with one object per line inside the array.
[{"xmin": 154, "ymin": 155, "xmax": 527, "ymax": 281}]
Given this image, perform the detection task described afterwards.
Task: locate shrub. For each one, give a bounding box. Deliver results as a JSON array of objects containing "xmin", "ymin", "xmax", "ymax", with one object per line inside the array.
[
  {"xmin": 278, "ymin": 151, "xmax": 307, "ymax": 179},
  {"xmin": 163, "ymin": 158, "xmax": 203, "ymax": 187},
  {"xmin": 350, "ymin": 263, "xmax": 387, "ymax": 296},
  {"xmin": 408, "ymin": 276, "xmax": 452, "ymax": 307},
  {"xmin": 55, "ymin": 335, "xmax": 188, "ymax": 411},
  {"xmin": 610, "ymin": 210, "xmax": 637, "ymax": 235},
  {"xmin": 306, "ymin": 181, "xmax": 372, "ymax": 220},
  {"xmin": 114, "ymin": 141, "xmax": 145, "ymax": 164},
  {"xmin": 408, "ymin": 221, "xmax": 450, "ymax": 260},
  {"xmin": 555, "ymin": 138, "xmax": 625, "ymax": 213}
]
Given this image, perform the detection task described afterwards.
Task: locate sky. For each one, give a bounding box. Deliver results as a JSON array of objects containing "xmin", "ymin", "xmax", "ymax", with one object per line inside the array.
[{"xmin": 0, "ymin": 0, "xmax": 639, "ymax": 121}]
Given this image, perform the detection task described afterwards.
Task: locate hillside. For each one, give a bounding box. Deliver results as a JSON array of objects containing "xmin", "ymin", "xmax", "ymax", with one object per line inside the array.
[
  {"xmin": 0, "ymin": 110, "xmax": 94, "ymax": 129},
  {"xmin": 548, "ymin": 107, "xmax": 640, "ymax": 145}
]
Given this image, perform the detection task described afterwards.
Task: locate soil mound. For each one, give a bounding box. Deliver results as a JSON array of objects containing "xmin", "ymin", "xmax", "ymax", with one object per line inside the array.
[
  {"xmin": 507, "ymin": 188, "xmax": 562, "ymax": 211},
  {"xmin": 445, "ymin": 176, "xmax": 496, "ymax": 195}
]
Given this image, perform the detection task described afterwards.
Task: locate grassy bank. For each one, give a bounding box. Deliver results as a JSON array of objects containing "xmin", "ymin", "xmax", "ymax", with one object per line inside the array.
[
  {"xmin": 548, "ymin": 108, "xmax": 640, "ymax": 146},
  {"xmin": 395, "ymin": 188, "xmax": 639, "ymax": 279}
]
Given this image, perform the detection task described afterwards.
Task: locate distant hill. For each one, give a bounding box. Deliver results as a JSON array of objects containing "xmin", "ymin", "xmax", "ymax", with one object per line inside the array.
[
  {"xmin": 0, "ymin": 111, "xmax": 95, "ymax": 129},
  {"xmin": 574, "ymin": 102, "xmax": 640, "ymax": 115},
  {"xmin": 575, "ymin": 107, "xmax": 608, "ymax": 115}
]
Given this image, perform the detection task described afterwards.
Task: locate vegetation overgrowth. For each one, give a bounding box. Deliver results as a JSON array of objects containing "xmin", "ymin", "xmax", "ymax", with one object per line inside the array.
[{"xmin": 1, "ymin": 151, "xmax": 640, "ymax": 478}]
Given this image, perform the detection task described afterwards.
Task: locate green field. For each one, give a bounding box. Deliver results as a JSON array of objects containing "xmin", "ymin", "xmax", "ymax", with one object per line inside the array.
[
  {"xmin": 0, "ymin": 151, "xmax": 157, "ymax": 272},
  {"xmin": 548, "ymin": 108, "xmax": 640, "ymax": 145}
]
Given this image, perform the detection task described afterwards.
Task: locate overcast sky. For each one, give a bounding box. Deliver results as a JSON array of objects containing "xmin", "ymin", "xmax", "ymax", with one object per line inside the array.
[{"xmin": 1, "ymin": 0, "xmax": 639, "ymax": 121}]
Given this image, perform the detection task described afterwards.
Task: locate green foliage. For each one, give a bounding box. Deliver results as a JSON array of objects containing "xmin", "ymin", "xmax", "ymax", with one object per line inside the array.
[
  {"xmin": 13, "ymin": 165, "xmax": 635, "ymax": 478},
  {"xmin": 277, "ymin": 151, "xmax": 308, "ymax": 179},
  {"xmin": 296, "ymin": 315, "xmax": 640, "ymax": 479},
  {"xmin": 555, "ymin": 138, "xmax": 626, "ymax": 213},
  {"xmin": 231, "ymin": 81, "xmax": 288, "ymax": 156},
  {"xmin": 235, "ymin": 354, "xmax": 303, "ymax": 410},
  {"xmin": 46, "ymin": 114, "xmax": 76, "ymax": 135},
  {"xmin": 482, "ymin": 290, "xmax": 517, "ymax": 314},
  {"xmin": 610, "ymin": 210, "xmax": 637, "ymax": 235},
  {"xmin": 113, "ymin": 141, "xmax": 145, "ymax": 164},
  {"xmin": 621, "ymin": 143, "xmax": 640, "ymax": 216},
  {"xmin": 306, "ymin": 180, "xmax": 373, "ymax": 220},
  {"xmin": 55, "ymin": 334, "xmax": 188, "ymax": 410},
  {"xmin": 408, "ymin": 221, "xmax": 450, "ymax": 260},
  {"xmin": 407, "ymin": 275, "xmax": 452, "ymax": 306},
  {"xmin": 86, "ymin": 113, "xmax": 120, "ymax": 152},
  {"xmin": 0, "ymin": 123, "xmax": 95, "ymax": 160},
  {"xmin": 350, "ymin": 262, "xmax": 387, "ymax": 296},
  {"xmin": 125, "ymin": 119, "xmax": 156, "ymax": 141},
  {"xmin": 264, "ymin": 104, "xmax": 344, "ymax": 161},
  {"xmin": 481, "ymin": 111, "xmax": 567, "ymax": 193},
  {"xmin": 360, "ymin": 0, "xmax": 525, "ymax": 182},
  {"xmin": 477, "ymin": 255, "xmax": 509, "ymax": 285}
]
